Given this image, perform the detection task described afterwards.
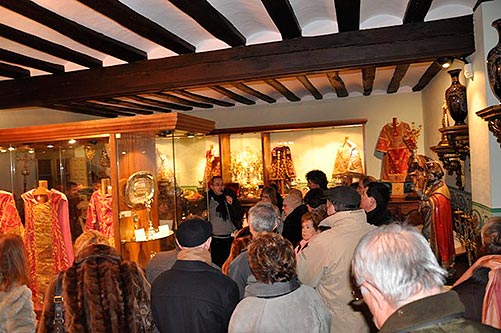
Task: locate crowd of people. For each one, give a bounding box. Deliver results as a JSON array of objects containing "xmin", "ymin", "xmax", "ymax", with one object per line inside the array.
[{"xmin": 0, "ymin": 171, "xmax": 500, "ymax": 332}]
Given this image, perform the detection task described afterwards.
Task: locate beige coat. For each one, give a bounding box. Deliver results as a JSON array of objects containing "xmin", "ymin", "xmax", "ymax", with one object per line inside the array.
[{"xmin": 297, "ymin": 209, "xmax": 375, "ymax": 333}]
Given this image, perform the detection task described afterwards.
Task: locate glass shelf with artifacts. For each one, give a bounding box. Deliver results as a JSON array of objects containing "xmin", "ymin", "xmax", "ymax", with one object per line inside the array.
[
  {"xmin": 0, "ymin": 113, "xmax": 215, "ymax": 272},
  {"xmin": 209, "ymin": 119, "xmax": 367, "ymax": 199}
]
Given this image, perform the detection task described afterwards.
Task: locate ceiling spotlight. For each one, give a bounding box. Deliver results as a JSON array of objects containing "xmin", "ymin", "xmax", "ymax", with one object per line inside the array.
[
  {"xmin": 437, "ymin": 57, "xmax": 454, "ymax": 69},
  {"xmin": 186, "ymin": 132, "xmax": 195, "ymax": 138},
  {"xmin": 68, "ymin": 139, "xmax": 76, "ymax": 144},
  {"xmin": 47, "ymin": 144, "xmax": 54, "ymax": 149},
  {"xmin": 7, "ymin": 146, "xmax": 15, "ymax": 152}
]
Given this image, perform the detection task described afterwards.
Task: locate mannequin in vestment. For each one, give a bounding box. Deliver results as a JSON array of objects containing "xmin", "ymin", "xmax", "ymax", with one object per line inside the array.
[
  {"xmin": 0, "ymin": 190, "xmax": 24, "ymax": 236},
  {"xmin": 21, "ymin": 181, "xmax": 74, "ymax": 309},
  {"xmin": 332, "ymin": 137, "xmax": 363, "ymax": 178},
  {"xmin": 376, "ymin": 118, "xmax": 412, "ymax": 182},
  {"xmin": 85, "ymin": 178, "xmax": 114, "ymax": 246}
]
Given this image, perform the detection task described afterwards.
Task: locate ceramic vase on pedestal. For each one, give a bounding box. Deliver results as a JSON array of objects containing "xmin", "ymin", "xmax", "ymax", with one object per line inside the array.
[
  {"xmin": 487, "ymin": 18, "xmax": 501, "ymax": 103},
  {"xmin": 445, "ymin": 69, "xmax": 468, "ymax": 125}
]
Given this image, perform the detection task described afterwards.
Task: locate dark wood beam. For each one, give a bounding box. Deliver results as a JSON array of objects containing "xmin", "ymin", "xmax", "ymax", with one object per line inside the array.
[
  {"xmin": 155, "ymin": 92, "xmax": 213, "ymax": 108},
  {"xmin": 80, "ymin": 101, "xmax": 151, "ymax": 115},
  {"xmin": 0, "ymin": 16, "xmax": 475, "ymax": 108},
  {"xmin": 265, "ymin": 79, "xmax": 300, "ymax": 101},
  {"xmin": 232, "ymin": 83, "xmax": 276, "ymax": 103},
  {"xmin": 168, "ymin": 0, "xmax": 245, "ymax": 47},
  {"xmin": 387, "ymin": 64, "xmax": 410, "ymax": 93},
  {"xmin": 326, "ymin": 72, "xmax": 348, "ymax": 97},
  {"xmin": 403, "ymin": 0, "xmax": 432, "ymax": 23},
  {"xmin": 70, "ymin": 102, "xmax": 136, "ymax": 116},
  {"xmin": 334, "ymin": 0, "xmax": 360, "ymax": 32},
  {"xmin": 0, "ymin": 24, "xmax": 101, "ymax": 68},
  {"xmin": 0, "ymin": 62, "xmax": 30, "ymax": 79},
  {"xmin": 88, "ymin": 100, "xmax": 154, "ymax": 115},
  {"xmin": 139, "ymin": 94, "xmax": 193, "ymax": 111},
  {"xmin": 211, "ymin": 86, "xmax": 255, "ymax": 105},
  {"xmin": 50, "ymin": 104, "xmax": 118, "ymax": 118},
  {"xmin": 0, "ymin": 0, "xmax": 146, "ymax": 62},
  {"xmin": 260, "ymin": 0, "xmax": 301, "ymax": 39},
  {"xmin": 76, "ymin": 0, "xmax": 194, "ymax": 54},
  {"xmin": 297, "ymin": 75, "xmax": 322, "ymax": 100},
  {"xmin": 127, "ymin": 95, "xmax": 187, "ymax": 111},
  {"xmin": 412, "ymin": 62, "xmax": 442, "ymax": 91},
  {"xmin": 103, "ymin": 98, "xmax": 169, "ymax": 114},
  {"xmin": 0, "ymin": 48, "xmax": 64, "ymax": 74},
  {"xmin": 173, "ymin": 89, "xmax": 235, "ymax": 107},
  {"xmin": 362, "ymin": 67, "xmax": 375, "ymax": 96}
]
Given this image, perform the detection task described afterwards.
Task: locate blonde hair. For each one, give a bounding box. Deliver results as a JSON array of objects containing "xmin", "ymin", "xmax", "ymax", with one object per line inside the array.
[{"xmin": 74, "ymin": 230, "xmax": 110, "ymax": 257}]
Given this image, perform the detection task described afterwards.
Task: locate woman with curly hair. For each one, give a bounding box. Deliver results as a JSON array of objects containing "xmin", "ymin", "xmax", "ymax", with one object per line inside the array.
[
  {"xmin": 38, "ymin": 230, "xmax": 154, "ymax": 333},
  {"xmin": 229, "ymin": 232, "xmax": 331, "ymax": 332},
  {"xmin": 0, "ymin": 233, "xmax": 36, "ymax": 333}
]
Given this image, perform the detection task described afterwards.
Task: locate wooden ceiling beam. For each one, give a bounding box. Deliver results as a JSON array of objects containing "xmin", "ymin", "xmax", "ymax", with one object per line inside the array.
[
  {"xmin": 326, "ymin": 72, "xmax": 348, "ymax": 98},
  {"xmin": 0, "ymin": 48, "xmax": 64, "ymax": 74},
  {"xmin": 155, "ymin": 92, "xmax": 213, "ymax": 108},
  {"xmin": 412, "ymin": 62, "xmax": 442, "ymax": 91},
  {"xmin": 362, "ymin": 67, "xmax": 375, "ymax": 96},
  {"xmin": 70, "ymin": 102, "xmax": 136, "ymax": 116},
  {"xmin": 76, "ymin": 0, "xmax": 194, "ymax": 54},
  {"xmin": 403, "ymin": 0, "xmax": 433, "ymax": 24},
  {"xmin": 103, "ymin": 98, "xmax": 169, "ymax": 114},
  {"xmin": 232, "ymin": 83, "xmax": 276, "ymax": 103},
  {"xmin": 139, "ymin": 94, "xmax": 193, "ymax": 111},
  {"xmin": 387, "ymin": 64, "xmax": 410, "ymax": 94},
  {"xmin": 0, "ymin": 62, "xmax": 30, "ymax": 79},
  {"xmin": 260, "ymin": 0, "xmax": 301, "ymax": 39},
  {"xmin": 173, "ymin": 89, "xmax": 235, "ymax": 107},
  {"xmin": 0, "ymin": 16, "xmax": 475, "ymax": 108},
  {"xmin": 126, "ymin": 95, "xmax": 183, "ymax": 112},
  {"xmin": 50, "ymin": 104, "xmax": 118, "ymax": 118},
  {"xmin": 168, "ymin": 0, "xmax": 245, "ymax": 47},
  {"xmin": 334, "ymin": 0, "xmax": 360, "ymax": 32},
  {"xmin": 0, "ymin": 0, "xmax": 146, "ymax": 62},
  {"xmin": 0, "ymin": 24, "xmax": 101, "ymax": 68},
  {"xmin": 87, "ymin": 100, "xmax": 154, "ymax": 115},
  {"xmin": 265, "ymin": 79, "xmax": 300, "ymax": 101},
  {"xmin": 297, "ymin": 75, "xmax": 322, "ymax": 100},
  {"xmin": 211, "ymin": 86, "xmax": 255, "ymax": 105}
]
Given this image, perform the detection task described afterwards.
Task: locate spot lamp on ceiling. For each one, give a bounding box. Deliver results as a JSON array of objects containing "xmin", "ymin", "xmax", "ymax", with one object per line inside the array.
[{"xmin": 437, "ymin": 56, "xmax": 454, "ymax": 69}]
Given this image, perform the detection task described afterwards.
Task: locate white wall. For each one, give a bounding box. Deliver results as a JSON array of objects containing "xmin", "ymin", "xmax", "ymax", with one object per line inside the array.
[{"xmin": 0, "ymin": 107, "xmax": 97, "ymax": 128}]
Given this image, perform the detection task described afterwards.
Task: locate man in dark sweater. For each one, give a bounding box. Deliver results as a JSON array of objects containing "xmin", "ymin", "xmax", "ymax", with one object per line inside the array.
[{"xmin": 151, "ymin": 217, "xmax": 239, "ymax": 333}]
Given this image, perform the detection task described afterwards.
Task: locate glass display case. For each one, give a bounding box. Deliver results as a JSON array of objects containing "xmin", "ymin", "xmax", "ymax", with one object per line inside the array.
[{"xmin": 0, "ymin": 113, "xmax": 215, "ymax": 268}]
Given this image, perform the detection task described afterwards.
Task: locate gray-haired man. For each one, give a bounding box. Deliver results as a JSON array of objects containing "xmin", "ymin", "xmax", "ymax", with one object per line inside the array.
[
  {"xmin": 352, "ymin": 223, "xmax": 498, "ymax": 332},
  {"xmin": 228, "ymin": 202, "xmax": 279, "ymax": 299}
]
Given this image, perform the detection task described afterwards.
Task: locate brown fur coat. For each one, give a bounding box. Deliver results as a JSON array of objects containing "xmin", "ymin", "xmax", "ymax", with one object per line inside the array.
[{"xmin": 37, "ymin": 244, "xmax": 154, "ymax": 333}]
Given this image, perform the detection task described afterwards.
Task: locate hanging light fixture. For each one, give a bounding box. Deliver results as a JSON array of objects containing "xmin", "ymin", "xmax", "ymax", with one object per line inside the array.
[{"xmin": 437, "ymin": 56, "xmax": 454, "ymax": 69}]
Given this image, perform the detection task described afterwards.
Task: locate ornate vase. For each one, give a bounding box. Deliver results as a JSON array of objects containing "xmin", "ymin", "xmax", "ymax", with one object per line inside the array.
[
  {"xmin": 487, "ymin": 18, "xmax": 501, "ymax": 103},
  {"xmin": 445, "ymin": 69, "xmax": 468, "ymax": 125}
]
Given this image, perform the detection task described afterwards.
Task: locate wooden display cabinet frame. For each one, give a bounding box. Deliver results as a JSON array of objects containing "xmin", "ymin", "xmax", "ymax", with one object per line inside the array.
[{"xmin": 0, "ymin": 113, "xmax": 215, "ymax": 256}]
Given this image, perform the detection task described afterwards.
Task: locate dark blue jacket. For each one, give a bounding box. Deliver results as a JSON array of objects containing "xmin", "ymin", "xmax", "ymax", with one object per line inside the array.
[{"xmin": 151, "ymin": 259, "xmax": 239, "ymax": 333}]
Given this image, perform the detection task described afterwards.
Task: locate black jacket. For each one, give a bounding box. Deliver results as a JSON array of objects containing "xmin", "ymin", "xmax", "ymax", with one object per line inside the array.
[
  {"xmin": 151, "ymin": 260, "xmax": 239, "ymax": 333},
  {"xmin": 282, "ymin": 204, "xmax": 309, "ymax": 248}
]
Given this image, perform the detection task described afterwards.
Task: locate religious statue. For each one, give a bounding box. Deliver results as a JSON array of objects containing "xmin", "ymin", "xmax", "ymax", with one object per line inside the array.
[{"xmin": 408, "ymin": 155, "xmax": 455, "ymax": 271}]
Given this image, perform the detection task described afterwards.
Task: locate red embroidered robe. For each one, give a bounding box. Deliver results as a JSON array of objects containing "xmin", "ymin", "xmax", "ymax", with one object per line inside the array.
[
  {"xmin": 0, "ymin": 190, "xmax": 23, "ymax": 236},
  {"xmin": 376, "ymin": 122, "xmax": 412, "ymax": 182},
  {"xmin": 22, "ymin": 189, "xmax": 74, "ymax": 309},
  {"xmin": 85, "ymin": 190, "xmax": 114, "ymax": 246}
]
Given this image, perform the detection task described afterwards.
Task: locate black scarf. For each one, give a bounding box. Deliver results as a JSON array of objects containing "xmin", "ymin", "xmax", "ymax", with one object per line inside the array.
[{"xmin": 208, "ymin": 189, "xmax": 230, "ymax": 220}]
